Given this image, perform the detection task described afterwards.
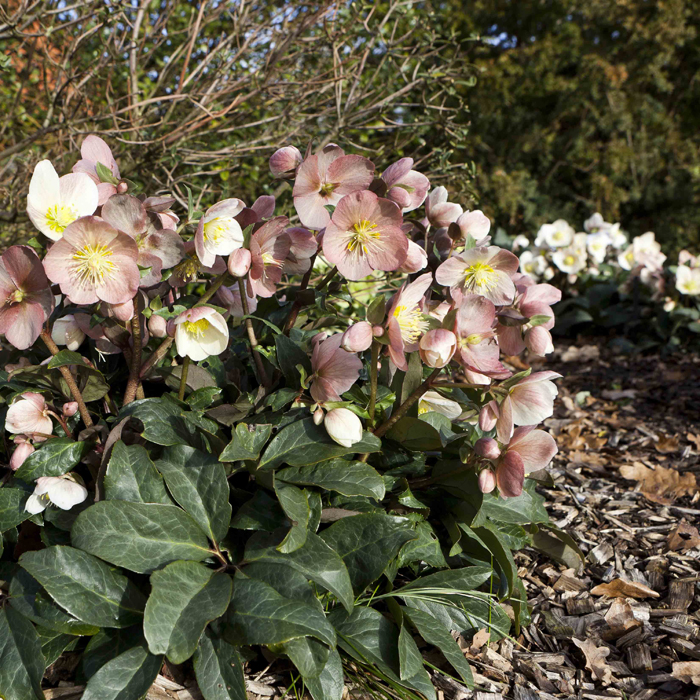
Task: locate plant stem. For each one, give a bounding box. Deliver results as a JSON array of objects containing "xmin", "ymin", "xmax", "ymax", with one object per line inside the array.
[
  {"xmin": 368, "ymin": 340, "xmax": 380, "ymax": 425},
  {"xmin": 40, "ymin": 330, "xmax": 93, "ymax": 428},
  {"xmin": 178, "ymin": 356, "xmax": 191, "ymax": 401},
  {"xmin": 238, "ymin": 276, "xmax": 270, "ymax": 388},
  {"xmin": 316, "ymin": 265, "xmax": 338, "ymax": 292},
  {"xmin": 283, "ymin": 253, "xmax": 317, "ymax": 335},
  {"xmin": 196, "ymin": 271, "xmax": 229, "ymax": 306},
  {"xmin": 123, "ymin": 298, "xmax": 143, "ymax": 406},
  {"xmin": 373, "ymin": 367, "xmax": 441, "ymax": 438}
]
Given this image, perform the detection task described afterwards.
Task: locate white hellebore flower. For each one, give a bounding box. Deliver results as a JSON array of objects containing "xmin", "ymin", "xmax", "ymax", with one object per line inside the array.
[
  {"xmin": 609, "ymin": 223, "xmax": 627, "ymax": 249},
  {"xmin": 535, "ymin": 219, "xmax": 575, "ymax": 248},
  {"xmin": 676, "ymin": 265, "xmax": 700, "ymax": 296},
  {"xmin": 584, "ymin": 212, "xmax": 610, "ymax": 233},
  {"xmin": 174, "ymin": 306, "xmax": 229, "ymax": 361},
  {"xmin": 5, "ymin": 392, "xmax": 53, "ymax": 440},
  {"xmin": 632, "ymin": 232, "xmax": 666, "ymax": 272},
  {"xmin": 512, "ymin": 234, "xmax": 531, "ymax": 251},
  {"xmin": 552, "ymin": 246, "xmax": 587, "ymax": 274},
  {"xmin": 26, "ymin": 160, "xmax": 99, "ymax": 241},
  {"xmin": 324, "ymin": 408, "xmax": 363, "ymax": 448},
  {"xmin": 586, "ymin": 231, "xmax": 611, "ymax": 265},
  {"xmin": 418, "ymin": 391, "xmax": 462, "ymax": 420},
  {"xmin": 51, "ymin": 314, "xmax": 86, "ymax": 351},
  {"xmin": 519, "ymin": 250, "xmax": 548, "ymax": 279},
  {"xmin": 618, "ymin": 245, "xmax": 636, "ymax": 271},
  {"xmin": 194, "ymin": 199, "xmax": 246, "ymax": 268},
  {"xmin": 25, "ymin": 474, "xmax": 88, "ymax": 514}
]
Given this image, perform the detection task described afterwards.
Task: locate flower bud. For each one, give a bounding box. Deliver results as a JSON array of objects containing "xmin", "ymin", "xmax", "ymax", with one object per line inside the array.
[
  {"xmin": 478, "ymin": 469, "xmax": 496, "ymax": 494},
  {"xmin": 62, "ymin": 402, "xmax": 79, "ymax": 417},
  {"xmin": 313, "ymin": 407, "xmax": 325, "ymax": 425},
  {"xmin": 400, "ymin": 240, "xmax": 428, "ymax": 273},
  {"xmin": 372, "ymin": 325, "xmax": 384, "ymax": 337},
  {"xmin": 324, "ymin": 408, "xmax": 363, "ymax": 448},
  {"xmin": 117, "ymin": 181, "xmax": 129, "ymax": 194},
  {"xmin": 479, "ymin": 402, "xmax": 498, "ymax": 432},
  {"xmin": 51, "ymin": 315, "xmax": 86, "ymax": 352},
  {"xmin": 419, "ymin": 329, "xmax": 456, "ymax": 368},
  {"xmin": 228, "ymin": 248, "xmax": 252, "ymax": 277},
  {"xmin": 166, "ymin": 319, "xmax": 177, "ymax": 338},
  {"xmin": 148, "ymin": 314, "xmax": 168, "ymax": 338},
  {"xmin": 525, "ymin": 326, "xmax": 554, "ymax": 356},
  {"xmin": 10, "ymin": 441, "xmax": 35, "ymax": 470},
  {"xmin": 341, "ymin": 322, "xmax": 373, "ymax": 353},
  {"xmin": 474, "ymin": 437, "xmax": 500, "ymax": 460},
  {"xmin": 270, "ymin": 146, "xmax": 303, "ymax": 178}
]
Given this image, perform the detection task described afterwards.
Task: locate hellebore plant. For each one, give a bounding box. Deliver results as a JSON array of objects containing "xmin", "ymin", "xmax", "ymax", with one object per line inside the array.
[{"xmin": 0, "ymin": 136, "xmax": 572, "ymax": 700}]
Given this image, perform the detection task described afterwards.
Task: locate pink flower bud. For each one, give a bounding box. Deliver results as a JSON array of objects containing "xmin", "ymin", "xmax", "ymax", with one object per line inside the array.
[
  {"xmin": 400, "ymin": 240, "xmax": 428, "ymax": 274},
  {"xmin": 474, "ymin": 437, "xmax": 500, "ymax": 460},
  {"xmin": 10, "ymin": 441, "xmax": 35, "ymax": 470},
  {"xmin": 478, "ymin": 469, "xmax": 497, "ymax": 494},
  {"xmin": 270, "ymin": 146, "xmax": 303, "ymax": 178},
  {"xmin": 311, "ymin": 331, "xmax": 329, "ymax": 348},
  {"xmin": 525, "ymin": 326, "xmax": 554, "ymax": 356},
  {"xmin": 62, "ymin": 402, "xmax": 79, "ymax": 417},
  {"xmin": 372, "ymin": 325, "xmax": 384, "ymax": 337},
  {"xmin": 228, "ymin": 248, "xmax": 252, "ymax": 277},
  {"xmin": 166, "ymin": 319, "xmax": 176, "ymax": 338},
  {"xmin": 341, "ymin": 322, "xmax": 373, "ymax": 353},
  {"xmin": 117, "ymin": 181, "xmax": 128, "ymax": 194},
  {"xmin": 313, "ymin": 407, "xmax": 325, "ymax": 425},
  {"xmin": 419, "ymin": 329, "xmax": 456, "ymax": 368},
  {"xmin": 324, "ymin": 408, "xmax": 363, "ymax": 448},
  {"xmin": 148, "ymin": 314, "xmax": 168, "ymax": 338},
  {"xmin": 479, "ymin": 402, "xmax": 498, "ymax": 432}
]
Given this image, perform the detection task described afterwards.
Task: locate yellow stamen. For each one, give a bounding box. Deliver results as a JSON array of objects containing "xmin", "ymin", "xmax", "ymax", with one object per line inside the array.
[
  {"xmin": 174, "ymin": 254, "xmax": 200, "ymax": 283},
  {"xmin": 45, "ymin": 204, "xmax": 78, "ymax": 235},
  {"xmin": 319, "ymin": 182, "xmax": 336, "ymax": 197},
  {"xmin": 72, "ymin": 243, "xmax": 116, "ymax": 286},
  {"xmin": 564, "ymin": 255, "xmax": 575, "ymax": 266},
  {"xmin": 393, "ymin": 304, "xmax": 429, "ymax": 345},
  {"xmin": 463, "ymin": 262, "xmax": 496, "ymax": 291},
  {"xmin": 203, "ymin": 217, "xmax": 235, "ymax": 245},
  {"xmin": 183, "ymin": 318, "xmax": 210, "ymax": 337},
  {"xmin": 9, "ymin": 289, "xmax": 25, "ymax": 304},
  {"xmin": 261, "ymin": 252, "xmax": 283, "ymax": 268},
  {"xmin": 347, "ymin": 220, "xmax": 380, "ymax": 254}
]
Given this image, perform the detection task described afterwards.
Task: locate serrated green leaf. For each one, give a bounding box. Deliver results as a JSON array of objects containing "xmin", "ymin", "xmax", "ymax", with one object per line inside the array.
[
  {"xmin": 47, "ymin": 350, "xmax": 93, "ymax": 370},
  {"xmin": 15, "ymin": 438, "xmax": 88, "ymax": 481},
  {"xmin": 20, "ymin": 546, "xmax": 146, "ymax": 628},
  {"xmin": 104, "ymin": 441, "xmax": 170, "ymax": 504},
  {"xmin": 193, "ymin": 628, "xmax": 247, "ymax": 700},
  {"xmin": 95, "ymin": 161, "xmax": 119, "ymax": 185},
  {"xmin": 72, "ymin": 501, "xmax": 212, "ymax": 574},
  {"xmin": 0, "ymin": 606, "xmax": 45, "ymax": 700},
  {"xmin": 277, "ymin": 460, "xmax": 385, "ymax": 501},
  {"xmin": 144, "ymin": 561, "xmax": 232, "ymax": 664}
]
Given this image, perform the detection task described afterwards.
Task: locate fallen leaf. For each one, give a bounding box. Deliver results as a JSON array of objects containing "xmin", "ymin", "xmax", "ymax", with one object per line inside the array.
[
  {"xmin": 668, "ymin": 521, "xmax": 700, "ymax": 552},
  {"xmin": 469, "ymin": 628, "xmax": 490, "ymax": 653},
  {"xmin": 619, "ymin": 462, "xmax": 697, "ymax": 504},
  {"xmin": 655, "ymin": 433, "xmax": 680, "ymax": 454},
  {"xmin": 572, "ymin": 638, "xmax": 613, "ymax": 684},
  {"xmin": 687, "ymin": 433, "xmax": 700, "ymax": 450},
  {"xmin": 672, "ymin": 661, "xmax": 700, "ymax": 685},
  {"xmin": 590, "ymin": 579, "xmax": 660, "ymax": 600},
  {"xmin": 561, "ymin": 345, "xmax": 600, "ymax": 363},
  {"xmin": 601, "ymin": 389, "xmax": 636, "ymax": 400}
]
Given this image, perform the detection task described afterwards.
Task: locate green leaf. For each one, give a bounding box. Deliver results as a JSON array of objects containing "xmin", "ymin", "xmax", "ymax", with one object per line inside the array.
[
  {"xmin": 398, "ymin": 623, "xmax": 424, "ymax": 680},
  {"xmin": 81, "ymin": 643, "xmax": 163, "ymax": 700},
  {"xmin": 284, "ymin": 636, "xmax": 330, "ymax": 679},
  {"xmin": 320, "ymin": 514, "xmax": 416, "ymax": 594},
  {"xmin": 81, "ymin": 627, "xmax": 145, "ymax": 680},
  {"xmin": 244, "ymin": 562, "xmax": 319, "ymax": 605},
  {"xmin": 474, "ymin": 485, "xmax": 549, "ymax": 525},
  {"xmin": 275, "ymin": 483, "xmax": 309, "ymax": 553},
  {"xmin": 72, "ymin": 501, "xmax": 212, "ymax": 574},
  {"xmin": 304, "ymin": 647, "xmax": 344, "ymax": 700},
  {"xmin": 245, "ymin": 531, "xmax": 354, "ymax": 612},
  {"xmin": 386, "ymin": 417, "xmax": 442, "ymax": 451},
  {"xmin": 186, "ymin": 386, "xmax": 222, "ymax": 410},
  {"xmin": 403, "ymin": 607, "xmax": 474, "ymax": 688},
  {"xmin": 224, "ymin": 573, "xmax": 336, "ymax": 647},
  {"xmin": 103, "ymin": 442, "xmax": 171, "ymax": 504},
  {"xmin": 144, "ymin": 561, "xmax": 232, "ymax": 664},
  {"xmin": 397, "ymin": 521, "xmax": 447, "ymax": 569},
  {"xmin": 259, "ymin": 418, "xmax": 381, "ymax": 470},
  {"xmin": 220, "ymin": 423, "xmax": 272, "ymax": 462},
  {"xmin": 277, "ymin": 460, "xmax": 385, "ymax": 501},
  {"xmin": 20, "ymin": 546, "xmax": 146, "ymax": 628},
  {"xmin": 0, "ymin": 606, "xmax": 45, "ymax": 700},
  {"xmin": 15, "ymin": 438, "xmax": 88, "ymax": 481},
  {"xmin": 230, "ymin": 490, "xmax": 286, "ymax": 531},
  {"xmin": 193, "ymin": 628, "xmax": 247, "ymax": 700},
  {"xmin": 399, "ymin": 566, "xmax": 493, "ymax": 593},
  {"xmin": 275, "ymin": 334, "xmax": 312, "ymax": 388},
  {"xmin": 37, "ymin": 628, "xmax": 79, "ymax": 667},
  {"xmin": 154, "ymin": 445, "xmax": 232, "ymax": 543},
  {"xmin": 532, "ymin": 525, "xmax": 584, "ymax": 568},
  {"xmin": 472, "ymin": 525, "xmax": 517, "ymax": 597},
  {"xmin": 95, "ymin": 161, "xmax": 119, "ymax": 185},
  {"xmin": 47, "ymin": 350, "xmax": 93, "ymax": 370},
  {"xmin": 0, "ymin": 487, "xmax": 30, "ymax": 532},
  {"xmin": 401, "ymin": 352, "xmax": 423, "ymax": 407}
]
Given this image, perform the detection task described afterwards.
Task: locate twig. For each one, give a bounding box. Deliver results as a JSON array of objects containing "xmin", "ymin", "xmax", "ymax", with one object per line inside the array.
[
  {"xmin": 123, "ymin": 298, "xmax": 143, "ymax": 406},
  {"xmin": 238, "ymin": 276, "xmax": 270, "ymax": 388},
  {"xmin": 368, "ymin": 340, "xmax": 380, "ymax": 425}
]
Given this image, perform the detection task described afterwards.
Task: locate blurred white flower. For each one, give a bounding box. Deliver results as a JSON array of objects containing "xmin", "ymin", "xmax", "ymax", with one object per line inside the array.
[
  {"xmin": 512, "ymin": 234, "xmax": 531, "ymax": 251},
  {"xmin": 676, "ymin": 265, "xmax": 700, "ymax": 296},
  {"xmin": 324, "ymin": 408, "xmax": 363, "ymax": 447},
  {"xmin": 553, "ymin": 246, "xmax": 587, "ymax": 274},
  {"xmin": 519, "ymin": 250, "xmax": 548, "ymax": 279},
  {"xmin": 586, "ymin": 231, "xmax": 611, "ymax": 265},
  {"xmin": 535, "ymin": 219, "xmax": 575, "ymax": 248}
]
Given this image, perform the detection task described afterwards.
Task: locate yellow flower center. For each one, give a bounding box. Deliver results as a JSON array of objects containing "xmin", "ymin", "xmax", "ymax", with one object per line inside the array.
[
  {"xmin": 463, "ymin": 262, "xmax": 496, "ymax": 290},
  {"xmin": 418, "ymin": 401, "xmax": 430, "ymax": 415},
  {"xmin": 552, "ymin": 231, "xmax": 563, "ymax": 241},
  {"xmin": 72, "ymin": 243, "xmax": 116, "ymax": 286},
  {"xmin": 175, "ymin": 254, "xmax": 200, "ymax": 283},
  {"xmin": 203, "ymin": 217, "xmax": 234, "ymax": 245},
  {"xmin": 183, "ymin": 318, "xmax": 210, "ymax": 337},
  {"xmin": 46, "ymin": 204, "xmax": 78, "ymax": 235},
  {"xmin": 319, "ymin": 182, "xmax": 336, "ymax": 197},
  {"xmin": 347, "ymin": 220, "xmax": 380, "ymax": 253},
  {"xmin": 9, "ymin": 289, "xmax": 25, "ymax": 304},
  {"xmin": 393, "ymin": 304, "xmax": 429, "ymax": 344},
  {"xmin": 681, "ymin": 280, "xmax": 700, "ymax": 294},
  {"xmin": 564, "ymin": 255, "xmax": 576, "ymax": 266},
  {"xmin": 261, "ymin": 252, "xmax": 283, "ymax": 268}
]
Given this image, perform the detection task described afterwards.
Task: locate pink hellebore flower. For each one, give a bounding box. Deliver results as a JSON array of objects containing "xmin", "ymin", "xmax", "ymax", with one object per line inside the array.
[
  {"xmin": 228, "ymin": 248, "xmax": 252, "ymax": 278},
  {"xmin": 72, "ymin": 135, "xmax": 121, "ymax": 205},
  {"xmin": 194, "ymin": 199, "xmax": 246, "ymax": 268},
  {"xmin": 453, "ymin": 294, "xmax": 508, "ymax": 378},
  {"xmin": 425, "ymin": 187, "xmax": 463, "ymax": 229},
  {"xmin": 419, "ymin": 329, "xmax": 456, "ymax": 368},
  {"xmin": 293, "ymin": 145, "xmax": 374, "ymax": 230},
  {"xmin": 27, "ymin": 160, "xmax": 98, "ymax": 241},
  {"xmin": 309, "ymin": 333, "xmax": 362, "ymax": 403},
  {"xmin": 381, "ymin": 158, "xmax": 430, "ymax": 212},
  {"xmin": 323, "ymin": 190, "xmax": 408, "ymax": 281},
  {"xmin": 436, "ymin": 246, "xmax": 519, "ymax": 306},
  {"xmin": 43, "ymin": 216, "xmax": 140, "ymax": 305},
  {"xmin": 10, "ymin": 440, "xmax": 35, "ymax": 471},
  {"xmin": 170, "ymin": 241, "xmax": 226, "ymax": 288},
  {"xmin": 455, "ymin": 210, "xmax": 491, "ymax": 242},
  {"xmin": 284, "ymin": 227, "xmax": 318, "ymax": 275},
  {"xmin": 100, "ymin": 194, "xmax": 184, "ymax": 287},
  {"xmin": 5, "ymin": 392, "xmax": 53, "ymax": 440},
  {"xmin": 249, "ymin": 217, "xmax": 291, "ymax": 298},
  {"xmin": 270, "ymin": 146, "xmax": 303, "ymax": 179},
  {"xmin": 385, "ymin": 272, "xmax": 433, "ymax": 371},
  {"xmin": 217, "ymin": 283, "xmax": 258, "ymax": 318},
  {"xmin": 495, "ymin": 426, "xmax": 558, "ymax": 498},
  {"xmin": 0, "ymin": 246, "xmax": 54, "ymax": 350},
  {"xmin": 400, "ymin": 239, "xmax": 428, "ymax": 274}
]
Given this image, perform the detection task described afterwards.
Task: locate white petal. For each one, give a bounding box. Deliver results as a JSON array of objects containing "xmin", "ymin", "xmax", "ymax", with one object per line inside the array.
[
  {"xmin": 59, "ymin": 173, "xmax": 99, "ymax": 217},
  {"xmin": 25, "ymin": 493, "xmax": 47, "ymax": 514},
  {"xmin": 47, "ymin": 479, "xmax": 88, "ymax": 510}
]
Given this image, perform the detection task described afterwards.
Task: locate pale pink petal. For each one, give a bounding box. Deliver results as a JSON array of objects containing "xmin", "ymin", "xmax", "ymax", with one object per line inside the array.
[
  {"xmin": 497, "ymin": 450, "xmax": 524, "ymax": 498},
  {"xmin": 456, "ymin": 294, "xmax": 496, "ymax": 334},
  {"xmin": 3, "ymin": 302, "xmax": 46, "ymax": 350},
  {"xmin": 79, "ymin": 135, "xmax": 120, "ymax": 178},
  {"xmin": 397, "ymin": 272, "xmax": 433, "ymax": 308},
  {"xmin": 496, "ymin": 324, "xmax": 526, "ymax": 356},
  {"xmin": 252, "ymin": 195, "xmax": 275, "ymax": 218},
  {"xmin": 393, "ymin": 170, "xmax": 429, "ymax": 212},
  {"xmin": 521, "ymin": 283, "xmax": 562, "ymax": 308},
  {"xmin": 457, "ymin": 210, "xmax": 490, "ymax": 240},
  {"xmin": 294, "ymin": 192, "xmax": 329, "ymax": 231},
  {"xmin": 293, "ymin": 156, "xmax": 322, "ymax": 197},
  {"xmin": 487, "ymin": 247, "xmax": 520, "ymax": 275},
  {"xmin": 525, "ymin": 326, "xmax": 554, "ymax": 355},
  {"xmin": 387, "ymin": 317, "xmax": 407, "ymax": 371},
  {"xmin": 59, "ymin": 173, "xmax": 99, "ymax": 216},
  {"xmin": 400, "ymin": 239, "xmax": 428, "ymax": 273},
  {"xmin": 435, "ymin": 256, "xmax": 468, "ymax": 288},
  {"xmin": 101, "ymin": 195, "xmax": 147, "ymax": 237},
  {"xmin": 509, "ymin": 429, "xmax": 557, "ymax": 474},
  {"xmin": 496, "ymin": 396, "xmax": 513, "ymax": 443},
  {"xmin": 430, "ymin": 202, "xmax": 463, "ymax": 228},
  {"xmin": 2, "ymin": 245, "xmax": 49, "ymax": 292},
  {"xmin": 206, "ymin": 198, "xmax": 246, "ymax": 219},
  {"xmin": 509, "ymin": 378, "xmax": 559, "ymax": 426},
  {"xmin": 382, "ymin": 158, "xmax": 413, "ymax": 186},
  {"xmin": 327, "ymin": 155, "xmax": 374, "ymax": 196}
]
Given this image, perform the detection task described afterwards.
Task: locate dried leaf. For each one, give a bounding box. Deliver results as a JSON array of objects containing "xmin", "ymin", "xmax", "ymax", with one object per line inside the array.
[
  {"xmin": 672, "ymin": 661, "xmax": 700, "ymax": 685},
  {"xmin": 572, "ymin": 638, "xmax": 613, "ymax": 684},
  {"xmin": 667, "ymin": 521, "xmax": 700, "ymax": 552},
  {"xmin": 619, "ymin": 462, "xmax": 697, "ymax": 504},
  {"xmin": 655, "ymin": 433, "xmax": 680, "ymax": 454},
  {"xmin": 560, "ymin": 345, "xmax": 600, "ymax": 363},
  {"xmin": 469, "ymin": 628, "xmax": 490, "ymax": 653},
  {"xmin": 604, "ymin": 598, "xmax": 639, "ymax": 631},
  {"xmin": 590, "ymin": 579, "xmax": 660, "ymax": 600}
]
